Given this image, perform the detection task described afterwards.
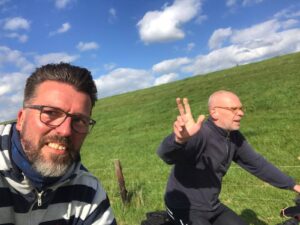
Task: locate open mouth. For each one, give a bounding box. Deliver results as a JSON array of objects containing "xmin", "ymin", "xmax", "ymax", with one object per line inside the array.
[{"xmin": 47, "ymin": 142, "xmax": 66, "ymax": 151}]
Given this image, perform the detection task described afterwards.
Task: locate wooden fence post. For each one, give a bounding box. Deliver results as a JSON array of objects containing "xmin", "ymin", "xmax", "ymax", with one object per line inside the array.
[{"xmin": 114, "ymin": 159, "xmax": 128, "ymax": 204}]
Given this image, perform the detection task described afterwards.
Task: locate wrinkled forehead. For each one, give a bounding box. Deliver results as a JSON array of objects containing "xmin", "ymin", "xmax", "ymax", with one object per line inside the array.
[
  {"xmin": 210, "ymin": 92, "xmax": 242, "ymax": 108},
  {"xmin": 221, "ymin": 93, "xmax": 241, "ymax": 105}
]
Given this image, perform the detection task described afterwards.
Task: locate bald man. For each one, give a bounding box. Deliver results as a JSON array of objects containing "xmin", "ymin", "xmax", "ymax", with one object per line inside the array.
[{"xmin": 157, "ymin": 90, "xmax": 300, "ymax": 225}]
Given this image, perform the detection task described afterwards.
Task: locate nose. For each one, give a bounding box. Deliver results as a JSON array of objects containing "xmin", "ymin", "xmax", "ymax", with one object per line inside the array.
[
  {"xmin": 54, "ymin": 116, "xmax": 73, "ymax": 136},
  {"xmin": 237, "ymin": 108, "xmax": 244, "ymax": 117}
]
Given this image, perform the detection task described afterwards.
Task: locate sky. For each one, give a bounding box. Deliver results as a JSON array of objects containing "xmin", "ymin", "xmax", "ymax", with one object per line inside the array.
[{"xmin": 1, "ymin": 0, "xmax": 300, "ymax": 121}]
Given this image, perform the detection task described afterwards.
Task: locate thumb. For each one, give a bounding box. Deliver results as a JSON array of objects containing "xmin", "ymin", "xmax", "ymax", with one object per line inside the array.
[{"xmin": 196, "ymin": 115, "xmax": 205, "ymax": 127}]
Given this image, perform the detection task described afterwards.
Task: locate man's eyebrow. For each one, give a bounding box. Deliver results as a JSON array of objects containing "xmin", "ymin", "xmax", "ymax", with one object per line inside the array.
[{"xmin": 44, "ymin": 105, "xmax": 91, "ymax": 119}]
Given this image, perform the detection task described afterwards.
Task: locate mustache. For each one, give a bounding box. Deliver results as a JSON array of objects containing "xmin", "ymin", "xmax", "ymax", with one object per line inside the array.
[{"xmin": 39, "ymin": 135, "xmax": 72, "ymax": 150}]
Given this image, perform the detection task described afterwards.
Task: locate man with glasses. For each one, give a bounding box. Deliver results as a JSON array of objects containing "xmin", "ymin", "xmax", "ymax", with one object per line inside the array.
[
  {"xmin": 157, "ymin": 90, "xmax": 300, "ymax": 225},
  {"xmin": 0, "ymin": 63, "xmax": 116, "ymax": 224}
]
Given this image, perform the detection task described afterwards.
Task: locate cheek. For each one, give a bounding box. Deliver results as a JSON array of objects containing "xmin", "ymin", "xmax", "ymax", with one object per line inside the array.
[
  {"xmin": 71, "ymin": 134, "xmax": 86, "ymax": 149},
  {"xmin": 20, "ymin": 117, "xmax": 50, "ymax": 142}
]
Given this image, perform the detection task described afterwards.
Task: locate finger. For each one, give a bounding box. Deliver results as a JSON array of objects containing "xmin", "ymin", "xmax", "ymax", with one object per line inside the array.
[
  {"xmin": 196, "ymin": 115, "xmax": 205, "ymax": 125},
  {"xmin": 174, "ymin": 132, "xmax": 185, "ymax": 144},
  {"xmin": 183, "ymin": 98, "xmax": 192, "ymax": 116},
  {"xmin": 177, "ymin": 115, "xmax": 185, "ymax": 126},
  {"xmin": 174, "ymin": 122, "xmax": 184, "ymax": 136},
  {"xmin": 174, "ymin": 123, "xmax": 182, "ymax": 133},
  {"xmin": 176, "ymin": 98, "xmax": 185, "ymax": 116},
  {"xmin": 174, "ymin": 118, "xmax": 184, "ymax": 131}
]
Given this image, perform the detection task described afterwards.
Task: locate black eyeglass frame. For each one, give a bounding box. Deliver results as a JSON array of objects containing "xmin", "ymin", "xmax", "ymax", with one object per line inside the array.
[{"xmin": 23, "ymin": 105, "xmax": 96, "ymax": 134}]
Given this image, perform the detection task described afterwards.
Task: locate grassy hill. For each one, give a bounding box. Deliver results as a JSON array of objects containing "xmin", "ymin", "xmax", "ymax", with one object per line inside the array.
[
  {"xmin": 82, "ymin": 52, "xmax": 300, "ymax": 225},
  {"xmin": 2, "ymin": 52, "xmax": 299, "ymax": 224}
]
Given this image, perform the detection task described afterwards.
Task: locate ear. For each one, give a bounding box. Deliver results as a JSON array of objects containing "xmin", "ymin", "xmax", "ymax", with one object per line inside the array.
[
  {"xmin": 210, "ymin": 108, "xmax": 218, "ymax": 120},
  {"xmin": 16, "ymin": 109, "xmax": 25, "ymax": 131}
]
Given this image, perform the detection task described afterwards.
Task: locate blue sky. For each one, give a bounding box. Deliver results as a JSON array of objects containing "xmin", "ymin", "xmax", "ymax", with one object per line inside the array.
[{"xmin": 1, "ymin": 0, "xmax": 300, "ymax": 121}]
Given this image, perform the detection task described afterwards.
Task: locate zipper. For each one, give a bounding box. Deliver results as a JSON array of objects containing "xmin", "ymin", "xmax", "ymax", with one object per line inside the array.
[
  {"xmin": 36, "ymin": 190, "xmax": 44, "ymax": 207},
  {"xmin": 28, "ymin": 190, "xmax": 44, "ymax": 225},
  {"xmin": 225, "ymin": 132, "xmax": 231, "ymax": 163}
]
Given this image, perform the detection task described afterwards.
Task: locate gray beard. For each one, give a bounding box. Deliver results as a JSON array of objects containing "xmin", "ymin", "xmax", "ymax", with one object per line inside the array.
[
  {"xmin": 31, "ymin": 153, "xmax": 72, "ymax": 177},
  {"xmin": 20, "ymin": 133, "xmax": 79, "ymax": 177}
]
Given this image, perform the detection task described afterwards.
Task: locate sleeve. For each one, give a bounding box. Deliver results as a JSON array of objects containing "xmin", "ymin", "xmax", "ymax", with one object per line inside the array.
[
  {"xmin": 282, "ymin": 205, "xmax": 300, "ymax": 218},
  {"xmin": 87, "ymin": 194, "xmax": 116, "ymax": 225},
  {"xmin": 78, "ymin": 176, "xmax": 117, "ymax": 225},
  {"xmin": 156, "ymin": 131, "xmax": 205, "ymax": 165},
  {"xmin": 233, "ymin": 132, "xmax": 295, "ymax": 190}
]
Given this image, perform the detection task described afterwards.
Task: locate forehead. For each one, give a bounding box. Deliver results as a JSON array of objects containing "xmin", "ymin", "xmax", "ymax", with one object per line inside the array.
[
  {"xmin": 31, "ymin": 81, "xmax": 92, "ymax": 114},
  {"xmin": 215, "ymin": 93, "xmax": 242, "ymax": 106}
]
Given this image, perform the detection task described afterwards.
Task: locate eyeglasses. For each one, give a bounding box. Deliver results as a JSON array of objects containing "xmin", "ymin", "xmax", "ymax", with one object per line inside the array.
[
  {"xmin": 214, "ymin": 106, "xmax": 245, "ymax": 114},
  {"xmin": 24, "ymin": 105, "xmax": 96, "ymax": 134}
]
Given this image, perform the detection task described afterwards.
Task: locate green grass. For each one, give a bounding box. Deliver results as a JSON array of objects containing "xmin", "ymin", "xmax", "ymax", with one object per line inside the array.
[
  {"xmin": 81, "ymin": 52, "xmax": 300, "ymax": 224},
  {"xmin": 80, "ymin": 52, "xmax": 300, "ymax": 225},
  {"xmin": 2, "ymin": 52, "xmax": 300, "ymax": 224}
]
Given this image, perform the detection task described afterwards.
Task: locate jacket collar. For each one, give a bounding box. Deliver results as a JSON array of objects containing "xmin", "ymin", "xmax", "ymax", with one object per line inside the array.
[{"xmin": 207, "ymin": 116, "xmax": 230, "ymax": 138}]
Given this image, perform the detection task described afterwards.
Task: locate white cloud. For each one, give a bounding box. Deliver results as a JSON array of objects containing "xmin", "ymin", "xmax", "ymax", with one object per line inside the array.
[
  {"xmin": 154, "ymin": 73, "xmax": 178, "ymax": 86},
  {"xmin": 183, "ymin": 46, "xmax": 250, "ymax": 75},
  {"xmin": 226, "ymin": 0, "xmax": 264, "ymax": 7},
  {"xmin": 183, "ymin": 21, "xmax": 300, "ymax": 75},
  {"xmin": 76, "ymin": 41, "xmax": 99, "ymax": 52},
  {"xmin": 226, "ymin": 0, "xmax": 237, "ymax": 7},
  {"xmin": 0, "ymin": 0, "xmax": 10, "ymax": 6},
  {"xmin": 209, "ymin": 28, "xmax": 232, "ymax": 50},
  {"xmin": 0, "ymin": 46, "xmax": 34, "ymax": 72},
  {"xmin": 3, "ymin": 17, "xmax": 30, "ymax": 31},
  {"xmin": 49, "ymin": 22, "xmax": 71, "ymax": 36},
  {"xmin": 186, "ymin": 42, "xmax": 196, "ymax": 52},
  {"xmin": 152, "ymin": 57, "xmax": 191, "ymax": 74},
  {"xmin": 137, "ymin": 0, "xmax": 202, "ymax": 43},
  {"xmin": 281, "ymin": 19, "xmax": 299, "ymax": 29},
  {"xmin": 55, "ymin": 0, "xmax": 72, "ymax": 9},
  {"xmin": 195, "ymin": 14, "xmax": 207, "ymax": 25},
  {"xmin": 109, "ymin": 8, "xmax": 116, "ymax": 17},
  {"xmin": 95, "ymin": 68, "xmax": 154, "ymax": 98},
  {"xmin": 58, "ymin": 22, "xmax": 71, "ymax": 33},
  {"xmin": 0, "ymin": 84, "xmax": 10, "ymax": 96},
  {"xmin": 147, "ymin": 15, "xmax": 300, "ymax": 77},
  {"xmin": 104, "ymin": 63, "xmax": 117, "ymax": 71},
  {"xmin": 5, "ymin": 33, "xmax": 28, "ymax": 43},
  {"xmin": 109, "ymin": 8, "xmax": 117, "ymax": 23},
  {"xmin": 242, "ymin": 0, "xmax": 263, "ymax": 7},
  {"xmin": 35, "ymin": 52, "xmax": 79, "ymax": 66},
  {"xmin": 274, "ymin": 7, "xmax": 300, "ymax": 19},
  {"xmin": 0, "ymin": 47, "xmax": 33, "ymax": 121},
  {"xmin": 0, "ymin": 72, "xmax": 27, "ymax": 121},
  {"xmin": 0, "ymin": 72, "xmax": 26, "ymax": 98},
  {"xmin": 230, "ymin": 19, "xmax": 280, "ymax": 45}
]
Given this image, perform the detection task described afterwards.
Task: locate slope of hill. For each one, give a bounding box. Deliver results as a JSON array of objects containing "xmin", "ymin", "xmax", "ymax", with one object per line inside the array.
[
  {"xmin": 2, "ymin": 52, "xmax": 300, "ymax": 224},
  {"xmin": 82, "ymin": 52, "xmax": 300, "ymax": 225}
]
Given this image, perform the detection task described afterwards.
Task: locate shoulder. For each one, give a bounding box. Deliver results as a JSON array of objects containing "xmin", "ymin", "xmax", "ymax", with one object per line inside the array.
[
  {"xmin": 231, "ymin": 130, "xmax": 247, "ymax": 146},
  {"xmin": 68, "ymin": 164, "xmax": 108, "ymax": 198},
  {"xmin": 71, "ymin": 164, "xmax": 104, "ymax": 189},
  {"xmin": 0, "ymin": 123, "xmax": 13, "ymax": 137},
  {"xmin": 0, "ymin": 123, "xmax": 14, "ymax": 170}
]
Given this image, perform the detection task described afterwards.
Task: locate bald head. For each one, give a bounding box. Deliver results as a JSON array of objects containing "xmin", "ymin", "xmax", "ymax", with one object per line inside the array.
[
  {"xmin": 208, "ymin": 90, "xmax": 240, "ymax": 111},
  {"xmin": 208, "ymin": 90, "xmax": 244, "ymax": 131}
]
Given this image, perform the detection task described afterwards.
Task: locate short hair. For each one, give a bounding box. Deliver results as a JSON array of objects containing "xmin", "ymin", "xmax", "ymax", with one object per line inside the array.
[{"xmin": 24, "ymin": 63, "xmax": 97, "ymax": 107}]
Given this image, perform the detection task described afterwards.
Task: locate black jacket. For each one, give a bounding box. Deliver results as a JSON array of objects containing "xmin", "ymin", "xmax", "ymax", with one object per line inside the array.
[{"xmin": 157, "ymin": 117, "xmax": 295, "ymax": 211}]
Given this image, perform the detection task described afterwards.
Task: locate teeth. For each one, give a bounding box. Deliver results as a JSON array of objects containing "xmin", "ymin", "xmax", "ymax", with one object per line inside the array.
[{"xmin": 48, "ymin": 143, "xmax": 66, "ymax": 151}]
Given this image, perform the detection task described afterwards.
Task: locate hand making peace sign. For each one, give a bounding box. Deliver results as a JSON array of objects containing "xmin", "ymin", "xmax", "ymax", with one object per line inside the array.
[{"xmin": 173, "ymin": 98, "xmax": 205, "ymax": 144}]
